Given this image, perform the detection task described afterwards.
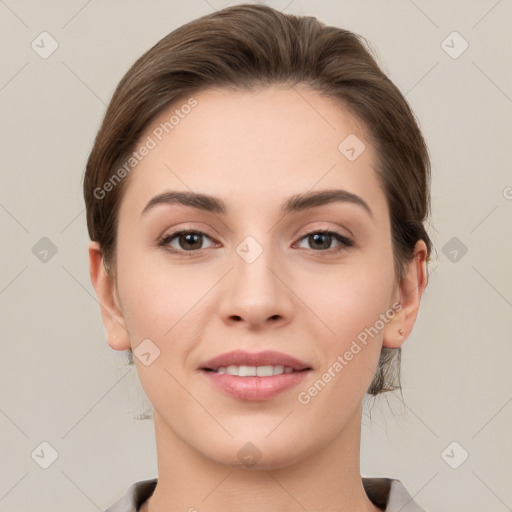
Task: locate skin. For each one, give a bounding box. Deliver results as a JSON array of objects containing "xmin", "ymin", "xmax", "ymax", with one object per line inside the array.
[{"xmin": 89, "ymin": 84, "xmax": 428, "ymax": 512}]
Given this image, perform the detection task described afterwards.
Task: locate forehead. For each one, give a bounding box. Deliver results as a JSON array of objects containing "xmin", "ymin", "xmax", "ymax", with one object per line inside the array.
[{"xmin": 118, "ymin": 85, "xmax": 387, "ymax": 220}]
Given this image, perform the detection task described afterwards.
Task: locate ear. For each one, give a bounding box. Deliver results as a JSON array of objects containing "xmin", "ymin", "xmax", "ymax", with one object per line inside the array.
[
  {"xmin": 382, "ymin": 240, "xmax": 429, "ymax": 349},
  {"xmin": 88, "ymin": 241, "xmax": 131, "ymax": 351}
]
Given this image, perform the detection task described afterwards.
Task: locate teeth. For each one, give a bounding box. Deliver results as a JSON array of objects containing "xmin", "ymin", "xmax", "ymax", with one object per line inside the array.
[{"xmin": 215, "ymin": 365, "xmax": 297, "ymax": 376}]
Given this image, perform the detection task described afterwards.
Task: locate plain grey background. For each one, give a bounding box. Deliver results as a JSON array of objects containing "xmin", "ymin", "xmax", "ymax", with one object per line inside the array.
[{"xmin": 1, "ymin": 1, "xmax": 511, "ymax": 511}]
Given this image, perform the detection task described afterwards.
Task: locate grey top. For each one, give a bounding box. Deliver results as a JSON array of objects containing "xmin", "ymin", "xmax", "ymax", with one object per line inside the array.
[{"xmin": 104, "ymin": 477, "xmax": 427, "ymax": 511}]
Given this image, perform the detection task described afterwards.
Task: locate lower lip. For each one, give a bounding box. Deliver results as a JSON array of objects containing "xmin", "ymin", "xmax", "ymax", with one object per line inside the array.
[{"xmin": 201, "ymin": 369, "xmax": 311, "ymax": 401}]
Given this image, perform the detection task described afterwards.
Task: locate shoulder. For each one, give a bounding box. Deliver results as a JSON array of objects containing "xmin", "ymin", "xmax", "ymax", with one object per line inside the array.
[
  {"xmin": 362, "ymin": 477, "xmax": 427, "ymax": 511},
  {"xmin": 104, "ymin": 478, "xmax": 157, "ymax": 512}
]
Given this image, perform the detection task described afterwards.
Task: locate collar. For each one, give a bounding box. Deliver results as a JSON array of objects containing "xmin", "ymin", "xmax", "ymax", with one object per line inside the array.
[{"xmin": 105, "ymin": 477, "xmax": 425, "ymax": 511}]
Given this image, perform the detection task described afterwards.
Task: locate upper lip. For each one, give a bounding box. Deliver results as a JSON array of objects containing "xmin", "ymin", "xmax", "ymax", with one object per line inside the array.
[{"xmin": 200, "ymin": 350, "xmax": 312, "ymax": 371}]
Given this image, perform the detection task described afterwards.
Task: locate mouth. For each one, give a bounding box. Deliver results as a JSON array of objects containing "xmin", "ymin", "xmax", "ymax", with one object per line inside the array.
[
  {"xmin": 199, "ymin": 349, "xmax": 312, "ymax": 373},
  {"xmin": 199, "ymin": 350, "xmax": 313, "ymax": 401},
  {"xmin": 201, "ymin": 365, "xmax": 310, "ymax": 376}
]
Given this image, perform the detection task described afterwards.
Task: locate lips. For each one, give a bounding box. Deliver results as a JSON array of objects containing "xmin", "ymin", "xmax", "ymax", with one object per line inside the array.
[{"xmin": 199, "ymin": 349, "xmax": 312, "ymax": 372}]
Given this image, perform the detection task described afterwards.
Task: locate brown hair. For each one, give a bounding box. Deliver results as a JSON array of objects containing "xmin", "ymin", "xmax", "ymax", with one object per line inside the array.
[{"xmin": 82, "ymin": 3, "xmax": 433, "ymax": 397}]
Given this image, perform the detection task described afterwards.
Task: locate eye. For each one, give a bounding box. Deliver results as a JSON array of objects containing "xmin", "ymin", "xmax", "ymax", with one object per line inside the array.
[
  {"xmin": 157, "ymin": 228, "xmax": 354, "ymax": 256},
  {"xmin": 157, "ymin": 230, "xmax": 216, "ymax": 254},
  {"xmin": 295, "ymin": 230, "xmax": 354, "ymax": 253}
]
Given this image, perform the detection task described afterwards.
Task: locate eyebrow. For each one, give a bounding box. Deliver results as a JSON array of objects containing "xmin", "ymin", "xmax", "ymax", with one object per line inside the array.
[{"xmin": 141, "ymin": 189, "xmax": 374, "ymax": 220}]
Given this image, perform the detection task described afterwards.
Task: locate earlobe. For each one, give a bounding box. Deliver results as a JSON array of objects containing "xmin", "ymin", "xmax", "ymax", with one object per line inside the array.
[
  {"xmin": 382, "ymin": 240, "xmax": 428, "ymax": 349},
  {"xmin": 88, "ymin": 241, "xmax": 131, "ymax": 351}
]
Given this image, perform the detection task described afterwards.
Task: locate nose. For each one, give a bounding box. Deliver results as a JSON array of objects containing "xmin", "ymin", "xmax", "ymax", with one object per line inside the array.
[{"xmin": 217, "ymin": 238, "xmax": 294, "ymax": 330}]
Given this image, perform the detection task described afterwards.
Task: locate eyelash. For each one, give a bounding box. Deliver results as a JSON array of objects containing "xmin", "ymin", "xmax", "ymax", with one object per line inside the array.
[{"xmin": 157, "ymin": 228, "xmax": 354, "ymax": 256}]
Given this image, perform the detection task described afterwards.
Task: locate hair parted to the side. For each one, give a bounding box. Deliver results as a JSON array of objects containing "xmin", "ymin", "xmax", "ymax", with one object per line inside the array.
[{"xmin": 82, "ymin": 3, "xmax": 434, "ymax": 401}]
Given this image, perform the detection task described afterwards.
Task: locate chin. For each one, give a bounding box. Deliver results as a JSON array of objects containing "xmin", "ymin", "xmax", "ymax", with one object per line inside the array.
[{"xmin": 197, "ymin": 433, "xmax": 311, "ymax": 471}]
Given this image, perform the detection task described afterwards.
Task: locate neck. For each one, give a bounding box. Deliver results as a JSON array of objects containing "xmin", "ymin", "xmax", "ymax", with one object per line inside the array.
[{"xmin": 141, "ymin": 403, "xmax": 382, "ymax": 512}]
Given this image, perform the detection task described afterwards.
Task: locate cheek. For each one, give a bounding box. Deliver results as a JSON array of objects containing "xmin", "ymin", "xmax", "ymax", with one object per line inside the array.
[
  {"xmin": 299, "ymin": 257, "xmax": 394, "ymax": 341},
  {"xmin": 295, "ymin": 266, "xmax": 391, "ymax": 410},
  {"xmin": 293, "ymin": 255, "xmax": 395, "ymax": 398},
  {"xmin": 118, "ymin": 261, "xmax": 210, "ymax": 408},
  {"xmin": 116, "ymin": 241, "xmax": 208, "ymax": 338}
]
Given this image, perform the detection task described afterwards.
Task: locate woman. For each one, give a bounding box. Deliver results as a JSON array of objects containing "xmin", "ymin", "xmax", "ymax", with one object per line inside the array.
[{"xmin": 84, "ymin": 4, "xmax": 432, "ymax": 511}]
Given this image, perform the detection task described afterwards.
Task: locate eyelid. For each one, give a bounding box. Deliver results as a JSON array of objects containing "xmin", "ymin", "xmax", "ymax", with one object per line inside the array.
[
  {"xmin": 293, "ymin": 228, "xmax": 354, "ymax": 252},
  {"xmin": 157, "ymin": 227, "xmax": 218, "ymax": 253},
  {"xmin": 294, "ymin": 222, "xmax": 353, "ymax": 241},
  {"xmin": 157, "ymin": 223, "xmax": 355, "ymax": 256}
]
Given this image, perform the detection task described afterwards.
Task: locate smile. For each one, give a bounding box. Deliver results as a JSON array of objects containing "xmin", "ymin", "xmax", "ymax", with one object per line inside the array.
[
  {"xmin": 201, "ymin": 367, "xmax": 311, "ymax": 401},
  {"xmin": 206, "ymin": 365, "xmax": 300, "ymax": 377}
]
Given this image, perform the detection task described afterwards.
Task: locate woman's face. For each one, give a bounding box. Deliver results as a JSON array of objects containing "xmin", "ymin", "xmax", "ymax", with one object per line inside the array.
[{"xmin": 105, "ymin": 85, "xmax": 411, "ymax": 468}]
